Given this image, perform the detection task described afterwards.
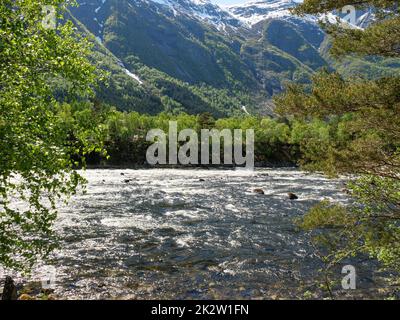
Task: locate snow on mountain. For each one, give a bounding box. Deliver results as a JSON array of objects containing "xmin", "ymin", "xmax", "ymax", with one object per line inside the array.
[
  {"xmin": 226, "ymin": 0, "xmax": 303, "ymax": 26},
  {"xmin": 224, "ymin": 0, "xmax": 372, "ymax": 29},
  {"xmin": 147, "ymin": 0, "xmax": 243, "ymax": 31},
  {"xmin": 77, "ymin": 0, "xmax": 372, "ymax": 39},
  {"xmin": 147, "ymin": 0, "xmax": 369, "ymax": 31},
  {"xmin": 77, "ymin": 0, "xmax": 109, "ymax": 40},
  {"xmin": 77, "ymin": 0, "xmax": 243, "ymax": 34},
  {"xmin": 124, "ymin": 68, "xmax": 144, "ymax": 85}
]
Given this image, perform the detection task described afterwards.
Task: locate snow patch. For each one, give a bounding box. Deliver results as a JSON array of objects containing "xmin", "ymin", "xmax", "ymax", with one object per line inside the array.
[{"xmin": 125, "ymin": 69, "xmax": 144, "ymax": 85}]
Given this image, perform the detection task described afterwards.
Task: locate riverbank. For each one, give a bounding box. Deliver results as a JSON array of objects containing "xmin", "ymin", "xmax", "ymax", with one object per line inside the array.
[{"xmin": 85, "ymin": 161, "xmax": 297, "ymax": 170}]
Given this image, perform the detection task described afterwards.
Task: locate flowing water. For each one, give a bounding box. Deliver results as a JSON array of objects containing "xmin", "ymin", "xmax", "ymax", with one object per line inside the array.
[{"xmin": 4, "ymin": 169, "xmax": 384, "ymax": 299}]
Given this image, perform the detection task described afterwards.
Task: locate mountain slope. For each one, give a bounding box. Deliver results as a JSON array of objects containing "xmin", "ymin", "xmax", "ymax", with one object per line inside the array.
[
  {"xmin": 69, "ymin": 0, "xmax": 400, "ymax": 116},
  {"xmin": 226, "ymin": 0, "xmax": 375, "ymax": 28},
  {"xmin": 71, "ymin": 0, "xmax": 259, "ymax": 87}
]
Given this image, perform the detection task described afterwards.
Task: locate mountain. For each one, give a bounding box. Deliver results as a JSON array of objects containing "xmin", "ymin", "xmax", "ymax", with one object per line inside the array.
[
  {"xmin": 72, "ymin": 0, "xmax": 255, "ymax": 87},
  {"xmin": 225, "ymin": 0, "xmax": 375, "ymax": 28},
  {"xmin": 74, "ymin": 0, "xmax": 243, "ymax": 36},
  {"xmin": 68, "ymin": 0, "xmax": 399, "ymax": 116},
  {"xmin": 227, "ymin": 0, "xmax": 307, "ymax": 26}
]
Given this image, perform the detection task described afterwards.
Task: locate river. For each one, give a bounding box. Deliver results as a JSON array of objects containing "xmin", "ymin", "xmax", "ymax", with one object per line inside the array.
[{"xmin": 11, "ymin": 168, "xmax": 385, "ymax": 299}]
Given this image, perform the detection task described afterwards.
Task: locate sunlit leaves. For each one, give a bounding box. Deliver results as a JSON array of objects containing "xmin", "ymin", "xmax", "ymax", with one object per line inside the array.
[
  {"xmin": 278, "ymin": 0, "xmax": 400, "ymax": 292},
  {"xmin": 0, "ymin": 1, "xmax": 101, "ymax": 272}
]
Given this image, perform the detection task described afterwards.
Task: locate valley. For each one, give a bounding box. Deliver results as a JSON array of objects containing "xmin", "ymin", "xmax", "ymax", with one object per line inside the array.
[{"xmin": 68, "ymin": 0, "xmax": 400, "ymax": 116}]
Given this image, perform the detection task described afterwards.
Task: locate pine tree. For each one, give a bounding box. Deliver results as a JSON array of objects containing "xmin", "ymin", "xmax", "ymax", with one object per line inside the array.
[{"xmin": 275, "ymin": 0, "xmax": 400, "ymax": 296}]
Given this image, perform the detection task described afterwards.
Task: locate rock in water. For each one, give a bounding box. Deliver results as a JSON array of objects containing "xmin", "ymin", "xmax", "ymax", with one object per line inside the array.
[
  {"xmin": 288, "ymin": 192, "xmax": 298, "ymax": 200},
  {"xmin": 2, "ymin": 276, "xmax": 17, "ymax": 300},
  {"xmin": 253, "ymin": 188, "xmax": 265, "ymax": 195}
]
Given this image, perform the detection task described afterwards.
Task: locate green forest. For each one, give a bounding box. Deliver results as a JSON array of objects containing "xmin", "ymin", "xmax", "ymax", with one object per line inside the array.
[{"xmin": 69, "ymin": 106, "xmax": 350, "ymax": 169}]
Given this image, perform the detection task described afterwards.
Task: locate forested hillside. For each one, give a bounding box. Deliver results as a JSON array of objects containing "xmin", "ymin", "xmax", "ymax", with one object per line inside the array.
[{"xmin": 68, "ymin": 0, "xmax": 400, "ymax": 116}]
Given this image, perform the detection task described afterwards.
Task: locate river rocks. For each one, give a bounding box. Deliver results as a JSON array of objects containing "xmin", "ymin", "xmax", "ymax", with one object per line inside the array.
[
  {"xmin": 253, "ymin": 188, "xmax": 265, "ymax": 195},
  {"xmin": 288, "ymin": 192, "xmax": 298, "ymax": 200},
  {"xmin": 1, "ymin": 276, "xmax": 17, "ymax": 300},
  {"xmin": 18, "ymin": 294, "xmax": 35, "ymax": 300},
  {"xmin": 119, "ymin": 294, "xmax": 137, "ymax": 300},
  {"xmin": 342, "ymin": 188, "xmax": 352, "ymax": 195},
  {"xmin": 47, "ymin": 294, "xmax": 58, "ymax": 300},
  {"xmin": 19, "ymin": 281, "xmax": 42, "ymax": 296},
  {"xmin": 41, "ymin": 288, "xmax": 55, "ymax": 295}
]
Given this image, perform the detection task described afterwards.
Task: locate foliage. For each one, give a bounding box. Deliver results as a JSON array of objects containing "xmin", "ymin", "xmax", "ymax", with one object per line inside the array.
[
  {"xmin": 276, "ymin": 0, "xmax": 400, "ymax": 294},
  {"xmin": 85, "ymin": 110, "xmax": 333, "ymax": 166},
  {"xmin": 0, "ymin": 0, "xmax": 102, "ymax": 271}
]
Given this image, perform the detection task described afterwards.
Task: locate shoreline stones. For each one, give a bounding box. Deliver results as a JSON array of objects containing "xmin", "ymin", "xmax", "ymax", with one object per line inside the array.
[{"xmin": 18, "ymin": 294, "xmax": 35, "ymax": 300}]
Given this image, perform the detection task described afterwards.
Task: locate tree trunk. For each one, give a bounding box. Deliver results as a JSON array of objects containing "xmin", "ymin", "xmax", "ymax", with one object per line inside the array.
[{"xmin": 1, "ymin": 276, "xmax": 18, "ymax": 300}]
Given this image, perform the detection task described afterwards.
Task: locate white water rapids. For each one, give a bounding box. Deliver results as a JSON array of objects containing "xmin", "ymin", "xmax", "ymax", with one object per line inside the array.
[{"xmin": 2, "ymin": 168, "xmax": 384, "ymax": 299}]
